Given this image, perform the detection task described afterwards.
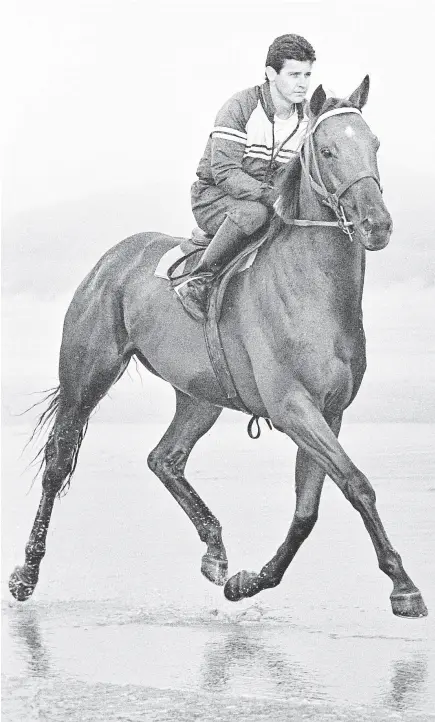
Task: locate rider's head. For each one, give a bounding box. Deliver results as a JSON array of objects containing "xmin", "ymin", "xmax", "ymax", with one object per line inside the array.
[{"xmin": 265, "ymin": 34, "xmax": 316, "ymax": 105}]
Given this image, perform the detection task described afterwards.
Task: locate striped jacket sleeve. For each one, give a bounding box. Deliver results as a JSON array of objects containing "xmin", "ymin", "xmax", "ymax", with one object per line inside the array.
[{"xmin": 210, "ymin": 94, "xmax": 268, "ymax": 201}]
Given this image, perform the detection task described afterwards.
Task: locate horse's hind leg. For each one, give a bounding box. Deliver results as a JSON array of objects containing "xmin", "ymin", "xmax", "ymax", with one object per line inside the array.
[
  {"xmin": 147, "ymin": 389, "xmax": 227, "ymax": 586},
  {"xmin": 9, "ymin": 398, "xmax": 88, "ymax": 601},
  {"xmin": 9, "ymin": 312, "xmax": 129, "ymax": 601}
]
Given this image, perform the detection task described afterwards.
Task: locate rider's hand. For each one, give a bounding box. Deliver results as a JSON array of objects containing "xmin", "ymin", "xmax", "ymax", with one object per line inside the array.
[{"xmin": 261, "ymin": 183, "xmax": 279, "ymax": 209}]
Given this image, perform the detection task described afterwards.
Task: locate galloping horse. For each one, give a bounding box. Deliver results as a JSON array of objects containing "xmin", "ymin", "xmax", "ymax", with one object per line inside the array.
[{"xmin": 9, "ymin": 77, "xmax": 428, "ymax": 617}]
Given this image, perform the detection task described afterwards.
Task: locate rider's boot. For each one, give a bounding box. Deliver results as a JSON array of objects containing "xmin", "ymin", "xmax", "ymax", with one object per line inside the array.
[{"xmin": 174, "ymin": 217, "xmax": 249, "ymax": 322}]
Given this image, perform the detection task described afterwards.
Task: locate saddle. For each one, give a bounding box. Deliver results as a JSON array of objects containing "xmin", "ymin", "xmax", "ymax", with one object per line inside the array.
[
  {"xmin": 180, "ymin": 226, "xmax": 212, "ymax": 254},
  {"xmin": 168, "ymin": 226, "xmax": 268, "ymax": 321}
]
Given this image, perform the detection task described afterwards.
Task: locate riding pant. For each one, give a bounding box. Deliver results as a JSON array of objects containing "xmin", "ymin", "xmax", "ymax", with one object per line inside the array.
[{"xmin": 191, "ymin": 180, "xmax": 270, "ymax": 237}]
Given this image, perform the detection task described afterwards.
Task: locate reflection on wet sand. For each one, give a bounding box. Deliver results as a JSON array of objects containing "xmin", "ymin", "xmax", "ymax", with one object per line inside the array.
[
  {"xmin": 200, "ymin": 621, "xmax": 431, "ymax": 715},
  {"xmin": 8, "ymin": 606, "xmax": 51, "ymax": 678},
  {"xmin": 201, "ymin": 626, "xmax": 314, "ymax": 698},
  {"xmin": 383, "ymin": 652, "xmax": 429, "ymax": 712},
  {"xmin": 4, "ymin": 601, "xmax": 433, "ymax": 720}
]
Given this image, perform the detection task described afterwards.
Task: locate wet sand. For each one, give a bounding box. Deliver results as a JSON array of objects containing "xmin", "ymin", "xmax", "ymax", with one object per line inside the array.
[{"xmin": 2, "ymin": 422, "xmax": 435, "ymax": 721}]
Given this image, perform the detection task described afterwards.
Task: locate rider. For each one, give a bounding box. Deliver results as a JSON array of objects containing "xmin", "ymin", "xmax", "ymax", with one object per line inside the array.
[{"xmin": 174, "ymin": 33, "xmax": 316, "ymax": 321}]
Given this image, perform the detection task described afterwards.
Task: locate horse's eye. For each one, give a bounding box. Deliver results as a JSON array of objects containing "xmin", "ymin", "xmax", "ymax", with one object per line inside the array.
[{"xmin": 321, "ymin": 148, "xmax": 332, "ymax": 158}]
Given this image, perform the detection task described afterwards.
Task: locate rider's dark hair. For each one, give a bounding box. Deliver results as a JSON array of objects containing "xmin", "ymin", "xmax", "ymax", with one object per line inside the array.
[{"xmin": 265, "ymin": 34, "xmax": 316, "ymax": 72}]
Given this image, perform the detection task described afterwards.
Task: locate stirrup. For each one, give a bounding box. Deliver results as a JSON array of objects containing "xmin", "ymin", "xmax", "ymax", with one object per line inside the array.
[{"xmin": 174, "ymin": 273, "xmax": 214, "ymax": 322}]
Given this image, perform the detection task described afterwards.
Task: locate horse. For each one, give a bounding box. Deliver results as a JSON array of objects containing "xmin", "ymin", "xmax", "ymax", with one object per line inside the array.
[{"xmin": 9, "ymin": 76, "xmax": 428, "ymax": 618}]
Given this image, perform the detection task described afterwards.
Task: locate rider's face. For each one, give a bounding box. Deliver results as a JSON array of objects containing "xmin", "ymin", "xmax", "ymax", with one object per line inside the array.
[{"xmin": 267, "ymin": 59, "xmax": 313, "ymax": 104}]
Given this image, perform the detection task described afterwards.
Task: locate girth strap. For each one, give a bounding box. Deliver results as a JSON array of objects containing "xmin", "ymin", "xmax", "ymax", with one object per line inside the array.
[{"xmin": 200, "ymin": 229, "xmax": 274, "ymax": 437}]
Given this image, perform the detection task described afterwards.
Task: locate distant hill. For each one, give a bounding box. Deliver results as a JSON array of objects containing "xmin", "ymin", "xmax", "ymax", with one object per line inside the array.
[
  {"xmin": 2, "ymin": 179, "xmax": 434, "ymax": 299},
  {"xmin": 2, "ymin": 183, "xmax": 194, "ymax": 298}
]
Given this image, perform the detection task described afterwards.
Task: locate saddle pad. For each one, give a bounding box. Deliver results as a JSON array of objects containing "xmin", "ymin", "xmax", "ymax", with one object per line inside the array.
[{"xmin": 155, "ymin": 244, "xmax": 258, "ymax": 280}]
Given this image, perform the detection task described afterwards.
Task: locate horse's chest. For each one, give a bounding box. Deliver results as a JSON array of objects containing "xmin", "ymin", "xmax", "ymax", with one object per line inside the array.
[
  {"xmin": 280, "ymin": 331, "xmax": 365, "ymax": 408},
  {"xmin": 318, "ymin": 338, "xmax": 366, "ymax": 409}
]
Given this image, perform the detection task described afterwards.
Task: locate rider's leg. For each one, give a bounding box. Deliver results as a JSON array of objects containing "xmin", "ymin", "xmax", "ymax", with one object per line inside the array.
[
  {"xmin": 175, "ymin": 200, "xmax": 269, "ymax": 321},
  {"xmin": 190, "ymin": 216, "xmax": 247, "ymax": 274}
]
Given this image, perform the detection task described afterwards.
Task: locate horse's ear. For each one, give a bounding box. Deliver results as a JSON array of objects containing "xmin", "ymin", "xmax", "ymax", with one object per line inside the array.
[
  {"xmin": 310, "ymin": 85, "xmax": 327, "ymax": 116},
  {"xmin": 347, "ymin": 75, "xmax": 370, "ymax": 110}
]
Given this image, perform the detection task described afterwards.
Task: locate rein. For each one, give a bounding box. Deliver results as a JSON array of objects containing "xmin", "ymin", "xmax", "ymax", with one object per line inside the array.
[{"xmin": 281, "ymin": 107, "xmax": 381, "ymax": 240}]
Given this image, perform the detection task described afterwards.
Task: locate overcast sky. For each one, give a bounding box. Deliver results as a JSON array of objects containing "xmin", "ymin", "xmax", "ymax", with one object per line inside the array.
[{"xmin": 3, "ymin": 0, "xmax": 435, "ymax": 219}]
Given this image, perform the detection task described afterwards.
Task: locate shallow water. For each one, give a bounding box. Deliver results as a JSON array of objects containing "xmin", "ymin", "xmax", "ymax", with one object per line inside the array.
[{"xmin": 2, "ymin": 422, "xmax": 435, "ymax": 721}]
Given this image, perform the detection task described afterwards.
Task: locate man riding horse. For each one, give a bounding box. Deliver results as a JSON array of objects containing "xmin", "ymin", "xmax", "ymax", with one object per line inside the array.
[{"xmin": 174, "ymin": 33, "xmax": 316, "ymax": 321}]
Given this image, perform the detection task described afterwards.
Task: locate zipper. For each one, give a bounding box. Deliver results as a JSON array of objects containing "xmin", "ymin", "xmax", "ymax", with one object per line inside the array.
[
  {"xmin": 263, "ymin": 120, "xmax": 276, "ymax": 183},
  {"xmin": 264, "ymin": 114, "xmax": 301, "ymax": 184},
  {"xmin": 258, "ymin": 84, "xmax": 304, "ymax": 184}
]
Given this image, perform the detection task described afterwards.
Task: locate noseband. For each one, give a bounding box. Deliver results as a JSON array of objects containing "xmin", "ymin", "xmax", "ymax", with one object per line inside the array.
[{"xmin": 290, "ymin": 108, "xmax": 382, "ymax": 240}]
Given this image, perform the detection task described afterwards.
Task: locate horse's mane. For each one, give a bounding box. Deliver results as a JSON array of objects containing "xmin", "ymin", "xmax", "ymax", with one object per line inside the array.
[{"xmin": 267, "ymin": 97, "xmax": 357, "ymax": 241}]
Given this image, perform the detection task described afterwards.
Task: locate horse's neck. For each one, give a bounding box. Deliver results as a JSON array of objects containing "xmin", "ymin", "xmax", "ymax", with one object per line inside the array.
[
  {"xmin": 260, "ymin": 167, "xmax": 366, "ymax": 322},
  {"xmin": 297, "ymin": 162, "xmax": 333, "ymax": 223}
]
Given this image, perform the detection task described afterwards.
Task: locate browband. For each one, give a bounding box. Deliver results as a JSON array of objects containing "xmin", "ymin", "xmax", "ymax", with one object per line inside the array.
[{"xmin": 311, "ymin": 107, "xmax": 362, "ymax": 133}]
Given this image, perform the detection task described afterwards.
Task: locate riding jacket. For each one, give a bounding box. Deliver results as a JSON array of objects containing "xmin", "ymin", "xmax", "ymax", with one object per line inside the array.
[{"xmin": 194, "ymin": 81, "xmax": 310, "ymax": 205}]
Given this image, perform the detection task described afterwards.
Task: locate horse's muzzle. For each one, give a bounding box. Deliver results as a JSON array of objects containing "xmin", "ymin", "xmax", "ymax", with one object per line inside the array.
[{"xmin": 357, "ymin": 212, "xmax": 393, "ymax": 251}]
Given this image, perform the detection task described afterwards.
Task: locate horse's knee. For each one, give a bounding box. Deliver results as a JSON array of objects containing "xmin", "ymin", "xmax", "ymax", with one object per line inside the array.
[
  {"xmin": 147, "ymin": 449, "xmax": 159, "ymax": 474},
  {"xmin": 147, "ymin": 447, "xmax": 187, "ymax": 477},
  {"xmin": 346, "ymin": 473, "xmax": 376, "ymax": 509},
  {"xmin": 147, "ymin": 447, "xmax": 169, "ymax": 475},
  {"xmin": 227, "ymin": 202, "xmax": 269, "ymax": 235}
]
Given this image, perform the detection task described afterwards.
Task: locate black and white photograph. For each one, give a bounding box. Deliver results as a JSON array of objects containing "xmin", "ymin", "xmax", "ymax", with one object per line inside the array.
[{"xmin": 2, "ymin": 1, "xmax": 434, "ymax": 720}]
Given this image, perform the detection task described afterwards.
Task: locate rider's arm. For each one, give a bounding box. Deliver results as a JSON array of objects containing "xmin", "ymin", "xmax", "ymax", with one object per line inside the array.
[{"xmin": 210, "ymin": 94, "xmax": 274, "ymax": 205}]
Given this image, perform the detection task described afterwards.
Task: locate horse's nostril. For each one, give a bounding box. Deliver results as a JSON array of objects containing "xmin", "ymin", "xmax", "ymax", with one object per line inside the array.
[{"xmin": 361, "ymin": 217, "xmax": 372, "ymax": 233}]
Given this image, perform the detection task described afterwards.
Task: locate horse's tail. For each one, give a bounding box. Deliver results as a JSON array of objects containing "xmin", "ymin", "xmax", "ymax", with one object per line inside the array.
[{"xmin": 26, "ymin": 386, "xmax": 88, "ymax": 496}]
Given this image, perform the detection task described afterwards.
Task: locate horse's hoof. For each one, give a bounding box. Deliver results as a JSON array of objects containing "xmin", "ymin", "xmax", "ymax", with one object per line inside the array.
[
  {"xmin": 224, "ymin": 570, "xmax": 259, "ymax": 602},
  {"xmin": 201, "ymin": 554, "xmax": 228, "ymax": 586},
  {"xmin": 390, "ymin": 591, "xmax": 428, "ymax": 618},
  {"xmin": 9, "ymin": 567, "xmax": 36, "ymax": 602}
]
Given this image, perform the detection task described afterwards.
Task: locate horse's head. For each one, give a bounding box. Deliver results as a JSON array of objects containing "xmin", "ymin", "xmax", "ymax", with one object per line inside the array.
[{"xmin": 306, "ymin": 76, "xmax": 392, "ymax": 250}]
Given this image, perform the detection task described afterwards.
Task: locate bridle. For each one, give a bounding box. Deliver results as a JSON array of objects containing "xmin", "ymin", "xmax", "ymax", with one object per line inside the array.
[{"xmin": 285, "ymin": 107, "xmax": 382, "ymax": 241}]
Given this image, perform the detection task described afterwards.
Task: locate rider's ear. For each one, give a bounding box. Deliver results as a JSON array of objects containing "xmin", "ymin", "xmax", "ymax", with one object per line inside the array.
[
  {"xmin": 265, "ymin": 66, "xmax": 278, "ymax": 83},
  {"xmin": 348, "ymin": 75, "xmax": 370, "ymax": 110},
  {"xmin": 309, "ymin": 85, "xmax": 327, "ymax": 116}
]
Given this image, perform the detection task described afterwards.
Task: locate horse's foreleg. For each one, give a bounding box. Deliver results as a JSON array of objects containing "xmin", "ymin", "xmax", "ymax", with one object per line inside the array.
[
  {"xmin": 147, "ymin": 389, "xmax": 227, "ymax": 586},
  {"xmin": 226, "ymin": 391, "xmax": 427, "ymax": 617},
  {"xmin": 224, "ymin": 414, "xmax": 341, "ymax": 602}
]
